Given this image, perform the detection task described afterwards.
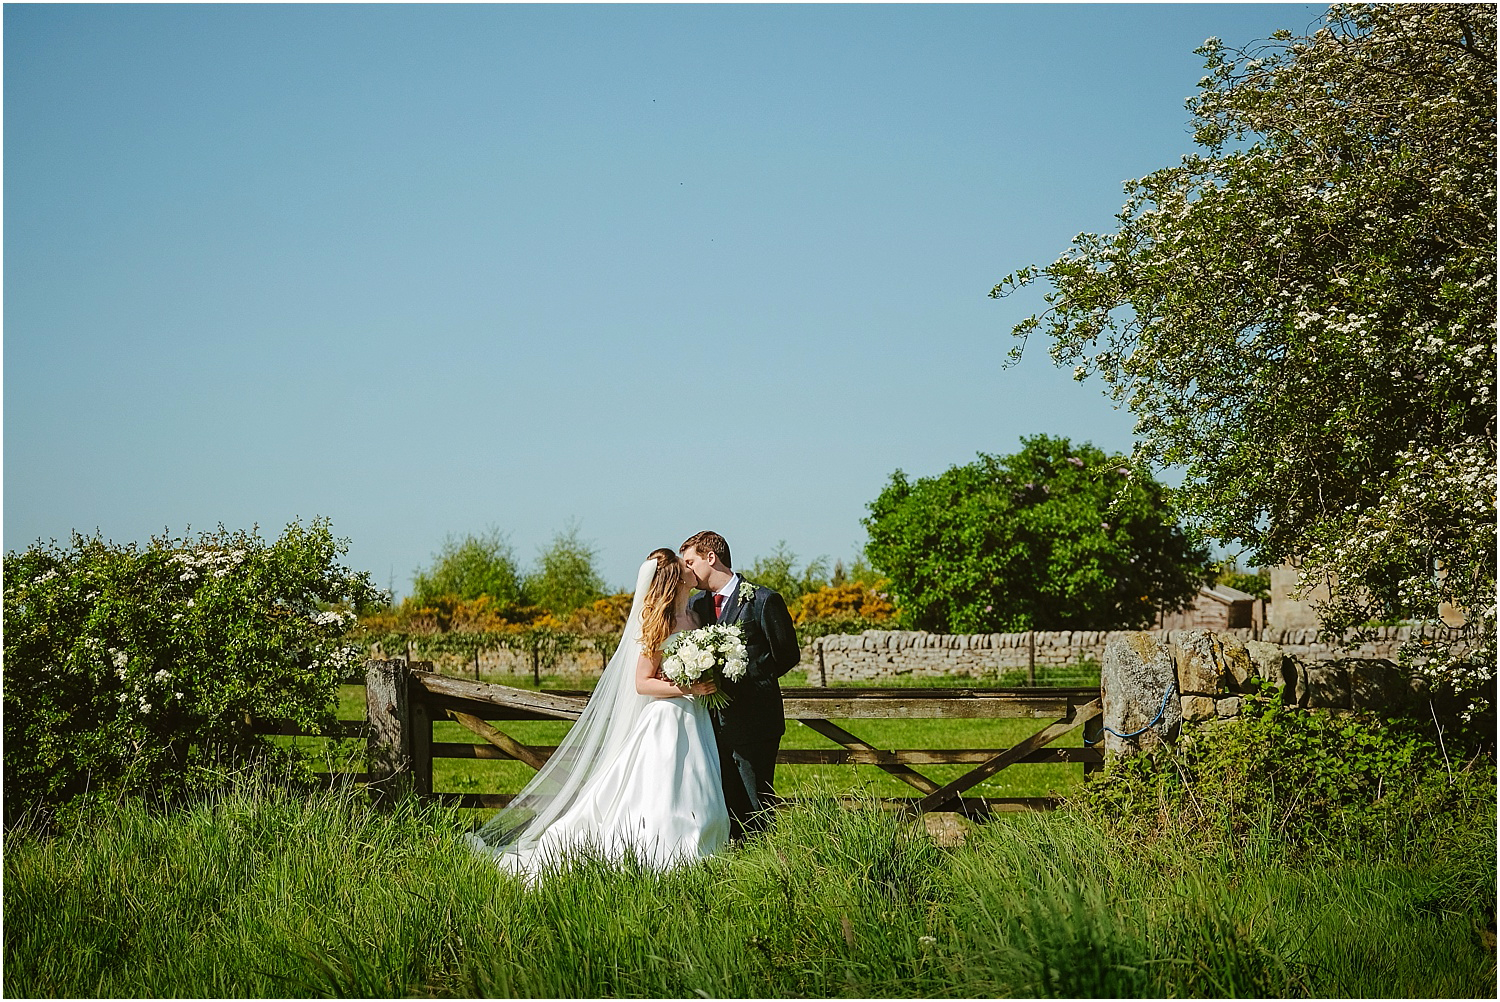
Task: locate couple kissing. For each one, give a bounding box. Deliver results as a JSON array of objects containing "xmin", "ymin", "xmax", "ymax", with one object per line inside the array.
[{"xmin": 467, "ymin": 530, "xmax": 800, "ymax": 877}]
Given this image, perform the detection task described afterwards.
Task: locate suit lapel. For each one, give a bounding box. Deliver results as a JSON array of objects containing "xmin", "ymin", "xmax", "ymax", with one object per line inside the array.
[
  {"xmin": 721, "ymin": 579, "xmax": 750, "ymax": 626},
  {"xmin": 692, "ymin": 592, "xmax": 715, "ymax": 627}
]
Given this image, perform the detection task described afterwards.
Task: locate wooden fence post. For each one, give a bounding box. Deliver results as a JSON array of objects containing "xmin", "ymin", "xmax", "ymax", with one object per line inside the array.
[
  {"xmin": 1027, "ymin": 631, "xmax": 1037, "ymax": 686},
  {"xmin": 366, "ymin": 658, "xmax": 413, "ymax": 801},
  {"xmin": 1082, "ymin": 710, "xmax": 1104, "ymax": 775}
]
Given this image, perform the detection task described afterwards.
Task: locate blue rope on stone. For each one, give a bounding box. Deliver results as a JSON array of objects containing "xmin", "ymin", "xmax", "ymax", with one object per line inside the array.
[{"xmin": 1084, "ymin": 682, "xmax": 1176, "ymax": 745}]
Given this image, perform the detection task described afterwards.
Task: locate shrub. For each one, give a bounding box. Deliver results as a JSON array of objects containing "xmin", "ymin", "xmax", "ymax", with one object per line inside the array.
[
  {"xmin": 560, "ymin": 592, "xmax": 633, "ymax": 638},
  {"xmin": 523, "ymin": 523, "xmax": 606, "ymax": 616},
  {"xmin": 792, "ymin": 582, "xmax": 897, "ymax": 624},
  {"xmin": 863, "ymin": 434, "xmax": 1211, "ymax": 633},
  {"xmin": 359, "ymin": 594, "xmax": 546, "ymax": 635},
  {"xmin": 744, "ymin": 542, "xmax": 829, "ymax": 603},
  {"xmin": 411, "ymin": 529, "xmax": 525, "ymax": 607},
  {"xmin": 1074, "ymin": 692, "xmax": 1489, "ymax": 855},
  {"xmin": 2, "ymin": 519, "xmax": 379, "ymax": 821},
  {"xmin": 789, "ymin": 581, "xmax": 900, "ymax": 640}
]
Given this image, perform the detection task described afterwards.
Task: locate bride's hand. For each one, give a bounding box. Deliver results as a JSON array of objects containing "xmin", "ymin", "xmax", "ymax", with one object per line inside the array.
[{"xmin": 685, "ymin": 680, "xmax": 717, "ymax": 696}]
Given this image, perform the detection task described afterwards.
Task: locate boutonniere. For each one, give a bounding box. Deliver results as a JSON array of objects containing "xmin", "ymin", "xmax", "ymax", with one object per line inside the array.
[{"xmin": 737, "ymin": 580, "xmax": 757, "ymax": 605}]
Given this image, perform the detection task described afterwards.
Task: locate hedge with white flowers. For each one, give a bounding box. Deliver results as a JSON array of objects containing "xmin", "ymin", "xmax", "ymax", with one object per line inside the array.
[{"xmin": 3, "ymin": 518, "xmax": 380, "ymax": 819}]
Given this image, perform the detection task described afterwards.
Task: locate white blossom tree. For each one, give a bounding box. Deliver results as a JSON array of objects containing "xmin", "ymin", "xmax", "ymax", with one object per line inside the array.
[{"xmin": 995, "ymin": 4, "xmax": 1495, "ymax": 713}]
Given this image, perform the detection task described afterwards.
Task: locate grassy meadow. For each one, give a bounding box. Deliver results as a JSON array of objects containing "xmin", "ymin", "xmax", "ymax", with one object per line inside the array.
[
  {"xmin": 5, "ymin": 769, "xmax": 1493, "ymax": 998},
  {"xmin": 9, "ymin": 663, "xmax": 1492, "ymax": 998}
]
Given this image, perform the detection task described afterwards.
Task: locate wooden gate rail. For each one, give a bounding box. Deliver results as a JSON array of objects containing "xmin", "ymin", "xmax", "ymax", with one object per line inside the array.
[
  {"xmin": 429, "ymin": 743, "xmax": 1098, "ymax": 766},
  {"xmin": 364, "ymin": 660, "xmax": 1103, "ymax": 814}
]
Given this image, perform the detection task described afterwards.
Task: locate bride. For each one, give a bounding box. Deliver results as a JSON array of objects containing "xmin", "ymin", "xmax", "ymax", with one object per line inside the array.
[{"xmin": 466, "ymin": 547, "xmax": 730, "ymax": 876}]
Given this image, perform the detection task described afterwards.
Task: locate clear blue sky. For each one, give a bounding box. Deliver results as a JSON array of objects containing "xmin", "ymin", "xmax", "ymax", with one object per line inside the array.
[{"xmin": 4, "ymin": 2, "xmax": 1321, "ymax": 595}]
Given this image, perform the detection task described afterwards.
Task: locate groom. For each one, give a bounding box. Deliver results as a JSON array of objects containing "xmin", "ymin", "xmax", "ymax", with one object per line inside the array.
[{"xmin": 680, "ymin": 530, "xmax": 800, "ymax": 840}]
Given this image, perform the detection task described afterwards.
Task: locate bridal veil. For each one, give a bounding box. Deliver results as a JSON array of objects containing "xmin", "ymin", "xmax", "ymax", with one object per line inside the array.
[{"xmin": 468, "ymin": 556, "xmax": 659, "ymax": 855}]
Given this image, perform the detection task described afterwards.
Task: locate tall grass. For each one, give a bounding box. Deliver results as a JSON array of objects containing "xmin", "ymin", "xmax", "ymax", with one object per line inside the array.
[{"xmin": 5, "ymin": 766, "xmax": 1493, "ymax": 998}]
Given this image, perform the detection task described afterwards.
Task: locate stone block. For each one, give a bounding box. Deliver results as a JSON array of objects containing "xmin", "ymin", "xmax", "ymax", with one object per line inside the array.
[
  {"xmin": 1349, "ymin": 658, "xmax": 1422, "ymax": 713},
  {"xmin": 1174, "ymin": 630, "xmax": 1226, "ymax": 694},
  {"xmin": 1215, "ymin": 696, "xmax": 1242, "ymax": 718},
  {"xmin": 1245, "ymin": 640, "xmax": 1283, "ymax": 681},
  {"xmin": 1181, "ymin": 695, "xmax": 1216, "ymax": 722},
  {"xmin": 1102, "ymin": 631, "xmax": 1182, "ymax": 755},
  {"xmin": 1293, "ymin": 657, "xmax": 1350, "ymax": 709},
  {"xmin": 1219, "ymin": 635, "xmax": 1254, "ymax": 691}
]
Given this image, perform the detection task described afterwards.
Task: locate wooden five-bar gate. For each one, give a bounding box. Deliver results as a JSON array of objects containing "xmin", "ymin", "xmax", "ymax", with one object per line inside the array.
[{"xmin": 364, "ymin": 660, "xmax": 1103, "ymax": 815}]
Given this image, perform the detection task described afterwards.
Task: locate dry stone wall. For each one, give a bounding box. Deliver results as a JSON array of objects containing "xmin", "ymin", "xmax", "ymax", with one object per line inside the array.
[
  {"xmin": 804, "ymin": 624, "xmax": 1468, "ymax": 686},
  {"xmin": 1099, "ymin": 628, "xmax": 1436, "ymax": 755},
  {"xmin": 372, "ymin": 645, "xmax": 609, "ymax": 680}
]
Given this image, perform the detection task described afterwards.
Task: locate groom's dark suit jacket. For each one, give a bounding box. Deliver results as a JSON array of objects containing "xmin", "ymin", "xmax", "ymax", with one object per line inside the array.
[{"xmin": 691, "ymin": 579, "xmax": 800, "ymax": 748}]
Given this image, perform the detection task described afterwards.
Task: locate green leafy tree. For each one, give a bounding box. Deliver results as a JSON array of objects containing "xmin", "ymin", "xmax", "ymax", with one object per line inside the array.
[
  {"xmin": 993, "ymin": 4, "xmax": 1495, "ymax": 710},
  {"xmin": 524, "ymin": 523, "xmax": 606, "ymax": 617},
  {"xmin": 3, "ymin": 519, "xmax": 379, "ymax": 818},
  {"xmin": 744, "ymin": 542, "xmax": 830, "ymax": 603},
  {"xmin": 410, "ymin": 529, "xmax": 524, "ymax": 607},
  {"xmin": 830, "ymin": 556, "xmax": 885, "ymax": 589},
  {"xmin": 863, "ymin": 435, "xmax": 1210, "ymax": 633}
]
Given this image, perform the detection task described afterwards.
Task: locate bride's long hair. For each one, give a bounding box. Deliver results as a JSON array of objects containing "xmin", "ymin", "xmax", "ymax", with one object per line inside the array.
[{"xmin": 637, "ymin": 547, "xmax": 683, "ymax": 656}]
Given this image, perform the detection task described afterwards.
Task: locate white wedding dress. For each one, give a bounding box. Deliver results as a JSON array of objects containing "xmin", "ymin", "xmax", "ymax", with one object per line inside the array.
[{"xmin": 467, "ymin": 562, "xmax": 730, "ymax": 878}]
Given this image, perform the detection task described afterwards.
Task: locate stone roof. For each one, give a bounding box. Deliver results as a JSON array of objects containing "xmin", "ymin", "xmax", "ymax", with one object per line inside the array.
[{"xmin": 1203, "ymin": 583, "xmax": 1257, "ymax": 604}]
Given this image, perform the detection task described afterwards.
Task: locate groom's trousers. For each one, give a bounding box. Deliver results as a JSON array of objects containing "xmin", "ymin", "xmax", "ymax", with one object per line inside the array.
[{"xmin": 717, "ymin": 730, "xmax": 780, "ymax": 838}]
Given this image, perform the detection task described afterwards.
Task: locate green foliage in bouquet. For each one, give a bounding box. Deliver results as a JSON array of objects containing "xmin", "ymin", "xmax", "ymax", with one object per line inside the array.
[{"xmin": 2, "ymin": 519, "xmax": 380, "ymax": 820}]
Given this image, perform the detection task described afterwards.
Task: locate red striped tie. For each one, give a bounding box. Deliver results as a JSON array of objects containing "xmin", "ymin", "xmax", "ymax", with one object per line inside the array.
[{"xmin": 713, "ymin": 593, "xmax": 725, "ymax": 620}]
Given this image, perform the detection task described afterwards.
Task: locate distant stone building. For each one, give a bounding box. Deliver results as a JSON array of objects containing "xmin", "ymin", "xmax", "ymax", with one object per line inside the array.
[
  {"xmin": 1156, "ymin": 584, "xmax": 1264, "ymax": 632},
  {"xmin": 1269, "ymin": 563, "xmax": 1331, "ymax": 630},
  {"xmin": 1269, "ymin": 561, "xmax": 1466, "ymax": 630}
]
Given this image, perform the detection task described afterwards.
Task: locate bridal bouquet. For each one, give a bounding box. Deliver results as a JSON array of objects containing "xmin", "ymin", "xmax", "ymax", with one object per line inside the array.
[{"xmin": 661, "ymin": 624, "xmax": 748, "ymax": 712}]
